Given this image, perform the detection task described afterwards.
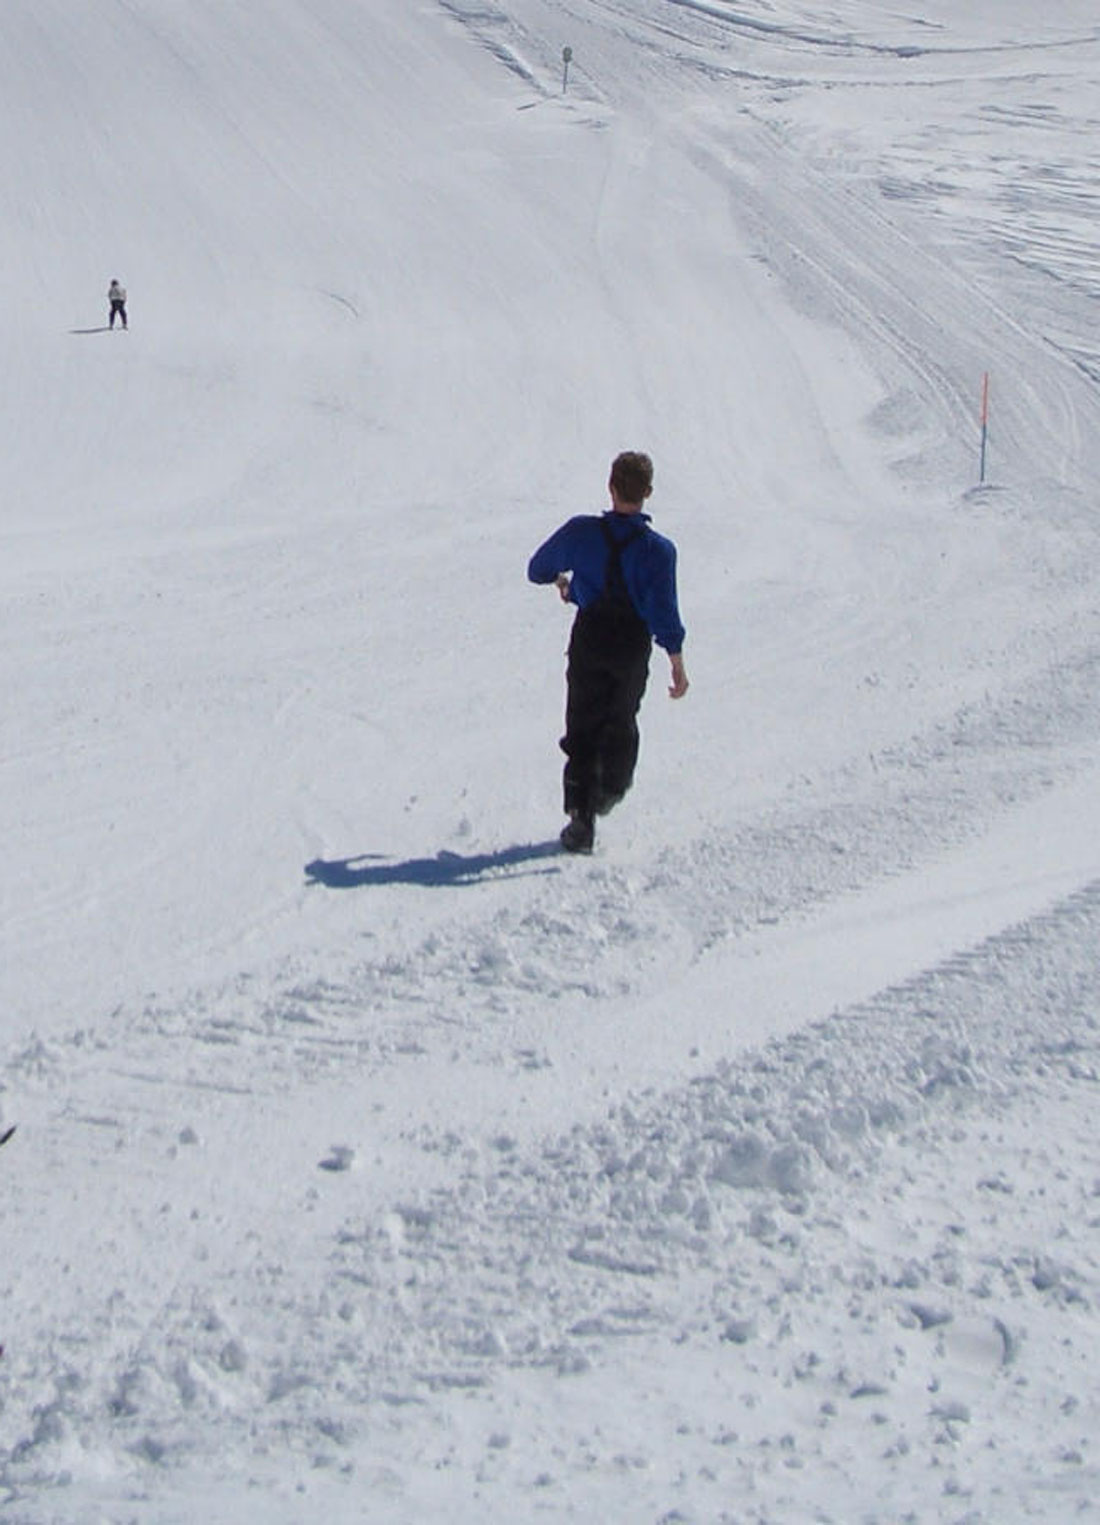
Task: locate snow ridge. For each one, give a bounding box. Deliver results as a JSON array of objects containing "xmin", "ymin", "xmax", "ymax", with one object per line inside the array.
[{"xmin": 3, "ymin": 881, "xmax": 1098, "ymax": 1520}]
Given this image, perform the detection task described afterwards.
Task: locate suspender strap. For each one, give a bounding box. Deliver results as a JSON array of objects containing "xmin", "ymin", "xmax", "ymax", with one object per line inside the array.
[{"xmin": 598, "ymin": 517, "xmax": 646, "ymax": 604}]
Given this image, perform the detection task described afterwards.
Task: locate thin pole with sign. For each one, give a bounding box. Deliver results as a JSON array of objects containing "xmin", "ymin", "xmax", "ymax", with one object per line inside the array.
[
  {"xmin": 562, "ymin": 46, "xmax": 572, "ymax": 94},
  {"xmin": 978, "ymin": 371, "xmax": 990, "ymax": 485}
]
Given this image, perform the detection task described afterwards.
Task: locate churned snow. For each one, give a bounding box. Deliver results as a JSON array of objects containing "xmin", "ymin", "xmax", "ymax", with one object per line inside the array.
[{"xmin": 2, "ymin": 0, "xmax": 1100, "ymax": 1520}]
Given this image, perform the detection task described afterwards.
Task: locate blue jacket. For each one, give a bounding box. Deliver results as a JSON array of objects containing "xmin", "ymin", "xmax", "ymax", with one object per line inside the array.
[{"xmin": 528, "ymin": 511, "xmax": 686, "ymax": 654}]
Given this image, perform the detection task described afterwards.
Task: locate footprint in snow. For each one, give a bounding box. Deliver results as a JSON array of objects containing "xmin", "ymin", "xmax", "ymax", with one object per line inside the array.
[{"xmin": 319, "ymin": 1145, "xmax": 356, "ymax": 1172}]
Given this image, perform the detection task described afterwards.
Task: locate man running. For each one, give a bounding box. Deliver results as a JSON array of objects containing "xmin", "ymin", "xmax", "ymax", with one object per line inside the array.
[{"xmin": 528, "ymin": 451, "xmax": 688, "ymax": 853}]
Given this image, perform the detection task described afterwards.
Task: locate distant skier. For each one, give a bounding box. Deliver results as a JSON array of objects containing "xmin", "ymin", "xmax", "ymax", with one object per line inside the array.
[
  {"xmin": 528, "ymin": 450, "xmax": 688, "ymax": 854},
  {"xmin": 108, "ymin": 279, "xmax": 128, "ymax": 329}
]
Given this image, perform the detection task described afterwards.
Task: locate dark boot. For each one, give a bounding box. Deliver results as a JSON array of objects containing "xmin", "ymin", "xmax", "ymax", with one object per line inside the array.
[{"xmin": 560, "ymin": 810, "xmax": 595, "ymax": 854}]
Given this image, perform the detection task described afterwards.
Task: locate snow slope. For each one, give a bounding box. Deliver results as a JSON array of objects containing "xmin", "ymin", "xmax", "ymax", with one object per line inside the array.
[{"xmin": 2, "ymin": 0, "xmax": 1100, "ymax": 1519}]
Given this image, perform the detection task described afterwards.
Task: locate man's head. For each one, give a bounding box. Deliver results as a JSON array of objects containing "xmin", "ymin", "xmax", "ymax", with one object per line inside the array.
[{"xmin": 609, "ymin": 451, "xmax": 653, "ymax": 508}]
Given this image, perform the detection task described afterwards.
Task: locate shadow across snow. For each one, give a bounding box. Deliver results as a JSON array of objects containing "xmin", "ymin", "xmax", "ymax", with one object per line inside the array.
[{"xmin": 304, "ymin": 840, "xmax": 563, "ymax": 890}]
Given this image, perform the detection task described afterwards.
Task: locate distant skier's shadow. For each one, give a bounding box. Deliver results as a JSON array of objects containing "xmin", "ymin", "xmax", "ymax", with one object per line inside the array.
[
  {"xmin": 304, "ymin": 839, "xmax": 562, "ymax": 890},
  {"xmin": 69, "ymin": 326, "xmax": 115, "ymax": 334}
]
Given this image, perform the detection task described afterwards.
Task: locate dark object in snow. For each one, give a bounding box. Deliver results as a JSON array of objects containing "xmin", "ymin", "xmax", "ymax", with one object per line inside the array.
[
  {"xmin": 560, "ymin": 810, "xmax": 595, "ymax": 853},
  {"xmin": 0, "ymin": 1126, "xmax": 14, "ymax": 1148}
]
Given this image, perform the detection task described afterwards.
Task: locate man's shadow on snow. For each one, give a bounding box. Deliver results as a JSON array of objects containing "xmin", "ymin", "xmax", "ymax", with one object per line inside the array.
[{"xmin": 304, "ymin": 839, "xmax": 563, "ymax": 890}]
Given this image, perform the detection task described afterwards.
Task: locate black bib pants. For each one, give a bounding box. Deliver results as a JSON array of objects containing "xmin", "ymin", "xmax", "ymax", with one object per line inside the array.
[{"xmin": 560, "ymin": 523, "xmax": 652, "ymax": 820}]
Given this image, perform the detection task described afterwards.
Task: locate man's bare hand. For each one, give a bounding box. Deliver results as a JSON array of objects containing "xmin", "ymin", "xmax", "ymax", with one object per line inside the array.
[
  {"xmin": 555, "ymin": 573, "xmax": 572, "ymax": 603},
  {"xmin": 668, "ymin": 653, "xmax": 689, "ymax": 699}
]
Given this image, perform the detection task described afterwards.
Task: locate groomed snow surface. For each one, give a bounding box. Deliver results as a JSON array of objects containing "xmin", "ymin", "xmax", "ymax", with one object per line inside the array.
[{"xmin": 3, "ymin": 0, "xmax": 1100, "ymax": 1519}]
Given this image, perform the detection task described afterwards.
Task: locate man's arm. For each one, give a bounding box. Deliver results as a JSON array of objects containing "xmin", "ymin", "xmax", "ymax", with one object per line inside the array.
[
  {"xmin": 527, "ymin": 518, "xmax": 580, "ymax": 585},
  {"xmin": 643, "ymin": 541, "xmax": 687, "ymax": 694},
  {"xmin": 667, "ymin": 651, "xmax": 689, "ymax": 699},
  {"xmin": 638, "ymin": 538, "xmax": 686, "ymax": 657}
]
